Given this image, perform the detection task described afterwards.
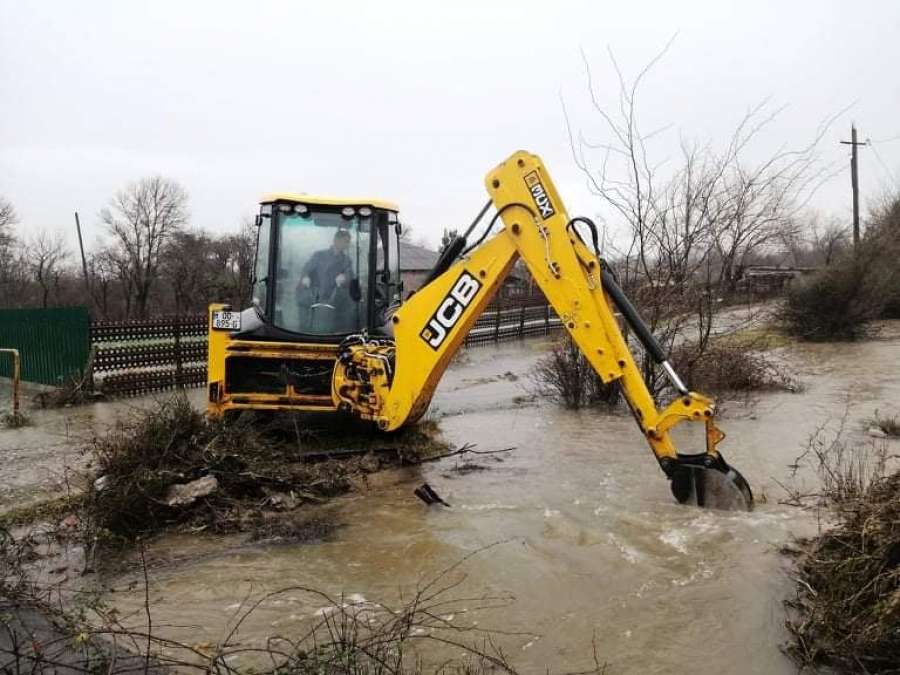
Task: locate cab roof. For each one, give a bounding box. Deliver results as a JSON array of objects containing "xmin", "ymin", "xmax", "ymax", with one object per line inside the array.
[{"xmin": 261, "ymin": 193, "xmax": 399, "ymax": 212}]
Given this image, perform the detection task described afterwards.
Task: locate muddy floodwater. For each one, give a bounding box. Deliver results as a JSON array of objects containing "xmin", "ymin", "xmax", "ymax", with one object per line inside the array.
[{"xmin": 5, "ymin": 326, "xmax": 900, "ymax": 673}]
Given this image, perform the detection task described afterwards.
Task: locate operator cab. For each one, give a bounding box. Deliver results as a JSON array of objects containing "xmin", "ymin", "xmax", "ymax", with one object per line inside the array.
[{"xmin": 240, "ymin": 195, "xmax": 403, "ymax": 342}]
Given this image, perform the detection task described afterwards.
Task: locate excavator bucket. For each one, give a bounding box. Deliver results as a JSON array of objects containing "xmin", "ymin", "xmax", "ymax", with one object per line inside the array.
[{"xmin": 668, "ymin": 454, "xmax": 754, "ymax": 511}]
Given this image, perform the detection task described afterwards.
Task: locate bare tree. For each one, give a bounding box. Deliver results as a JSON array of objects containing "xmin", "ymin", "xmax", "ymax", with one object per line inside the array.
[
  {"xmin": 810, "ymin": 216, "xmax": 849, "ymax": 267},
  {"xmin": 25, "ymin": 230, "xmax": 69, "ymax": 308},
  {"xmin": 0, "ymin": 196, "xmax": 18, "ymax": 285},
  {"xmin": 101, "ymin": 176, "xmax": 188, "ymax": 318},
  {"xmin": 162, "ymin": 230, "xmax": 217, "ymax": 313},
  {"xmin": 398, "ymin": 224, "xmax": 415, "ymax": 242},
  {"xmin": 0, "ymin": 196, "xmax": 15, "ymax": 245},
  {"xmin": 86, "ymin": 248, "xmax": 120, "ymax": 319},
  {"xmin": 563, "ymin": 42, "xmax": 837, "ymax": 393},
  {"xmin": 209, "ymin": 218, "xmax": 256, "ymax": 309}
]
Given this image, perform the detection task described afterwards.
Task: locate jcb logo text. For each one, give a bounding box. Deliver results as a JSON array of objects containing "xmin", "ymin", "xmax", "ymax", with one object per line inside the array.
[{"xmin": 420, "ymin": 272, "xmax": 482, "ymax": 349}]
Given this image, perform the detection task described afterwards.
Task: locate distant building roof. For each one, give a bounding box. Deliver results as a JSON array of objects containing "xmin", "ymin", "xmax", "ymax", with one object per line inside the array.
[
  {"xmin": 744, "ymin": 265, "xmax": 818, "ymax": 278},
  {"xmin": 400, "ymin": 242, "xmax": 439, "ymax": 272}
]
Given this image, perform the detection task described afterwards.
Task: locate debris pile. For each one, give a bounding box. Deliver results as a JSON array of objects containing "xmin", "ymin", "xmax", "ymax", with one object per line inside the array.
[{"xmin": 82, "ymin": 394, "xmax": 449, "ymax": 542}]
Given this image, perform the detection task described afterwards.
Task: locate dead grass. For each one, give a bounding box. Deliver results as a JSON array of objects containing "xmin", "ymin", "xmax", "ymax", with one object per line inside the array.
[
  {"xmin": 782, "ymin": 414, "xmax": 900, "ymax": 672},
  {"xmin": 713, "ymin": 326, "xmax": 792, "ymax": 351},
  {"xmin": 785, "ymin": 473, "xmax": 900, "ymax": 672}
]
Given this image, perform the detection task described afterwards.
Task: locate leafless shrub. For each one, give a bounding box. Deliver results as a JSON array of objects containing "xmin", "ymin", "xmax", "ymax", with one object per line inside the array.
[
  {"xmin": 778, "ymin": 257, "xmax": 886, "ymax": 341},
  {"xmin": 0, "ymin": 527, "xmax": 38, "ymax": 598},
  {"xmin": 668, "ymin": 340, "xmax": 799, "ymax": 396},
  {"xmin": 530, "ymin": 337, "xmax": 619, "ymax": 409},
  {"xmin": 34, "ymin": 370, "xmax": 97, "ymax": 409},
  {"xmin": 869, "ymin": 409, "xmax": 900, "ymax": 438},
  {"xmin": 784, "ymin": 413, "xmax": 891, "ymax": 507},
  {"xmin": 2, "ymin": 411, "xmax": 29, "ymax": 428},
  {"xmin": 866, "ymin": 191, "xmax": 900, "ymax": 319},
  {"xmin": 782, "ymin": 190, "xmax": 900, "ymax": 340}
]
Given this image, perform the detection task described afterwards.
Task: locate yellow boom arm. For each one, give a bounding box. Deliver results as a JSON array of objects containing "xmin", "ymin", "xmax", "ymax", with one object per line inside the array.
[{"xmin": 333, "ymin": 150, "xmax": 752, "ymax": 507}]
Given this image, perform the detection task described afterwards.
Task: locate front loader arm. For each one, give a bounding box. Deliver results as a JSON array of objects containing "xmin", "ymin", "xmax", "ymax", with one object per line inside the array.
[
  {"xmin": 335, "ymin": 232, "xmax": 520, "ymax": 430},
  {"xmin": 333, "ymin": 150, "xmax": 753, "ymax": 508}
]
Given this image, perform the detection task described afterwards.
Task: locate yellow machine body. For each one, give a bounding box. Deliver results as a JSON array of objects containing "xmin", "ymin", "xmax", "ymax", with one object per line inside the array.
[{"xmin": 207, "ymin": 150, "xmax": 753, "ymax": 508}]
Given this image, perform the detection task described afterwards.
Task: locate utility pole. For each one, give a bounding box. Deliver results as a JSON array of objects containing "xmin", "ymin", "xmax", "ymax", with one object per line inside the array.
[
  {"xmin": 74, "ymin": 211, "xmax": 90, "ymax": 294},
  {"xmin": 840, "ymin": 124, "xmax": 867, "ymax": 249}
]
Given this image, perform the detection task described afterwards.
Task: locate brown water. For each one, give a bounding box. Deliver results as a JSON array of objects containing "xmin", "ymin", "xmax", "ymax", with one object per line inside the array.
[
  {"xmin": 5, "ymin": 327, "xmax": 900, "ymax": 673},
  {"xmin": 0, "ymin": 388, "xmax": 207, "ymax": 512}
]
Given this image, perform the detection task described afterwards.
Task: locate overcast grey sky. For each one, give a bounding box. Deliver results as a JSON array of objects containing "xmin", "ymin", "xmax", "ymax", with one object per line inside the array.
[{"xmin": 2, "ymin": 0, "xmax": 899, "ymax": 252}]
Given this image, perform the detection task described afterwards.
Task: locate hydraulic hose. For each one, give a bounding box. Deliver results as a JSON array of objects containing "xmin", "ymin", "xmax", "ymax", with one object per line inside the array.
[{"xmin": 599, "ymin": 267, "xmax": 689, "ymax": 395}]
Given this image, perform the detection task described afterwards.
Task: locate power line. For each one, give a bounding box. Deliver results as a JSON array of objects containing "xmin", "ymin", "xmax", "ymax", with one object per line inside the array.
[
  {"xmin": 868, "ymin": 133, "xmax": 900, "ymax": 144},
  {"xmin": 868, "ymin": 140, "xmax": 898, "ymax": 186}
]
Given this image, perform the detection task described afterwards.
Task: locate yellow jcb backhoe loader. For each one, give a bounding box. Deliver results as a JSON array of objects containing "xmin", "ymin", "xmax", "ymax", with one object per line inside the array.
[{"xmin": 207, "ymin": 150, "xmax": 753, "ymax": 510}]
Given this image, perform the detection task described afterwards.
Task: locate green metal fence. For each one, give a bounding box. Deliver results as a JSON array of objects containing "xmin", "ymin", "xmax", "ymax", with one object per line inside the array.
[{"xmin": 0, "ymin": 307, "xmax": 91, "ymax": 385}]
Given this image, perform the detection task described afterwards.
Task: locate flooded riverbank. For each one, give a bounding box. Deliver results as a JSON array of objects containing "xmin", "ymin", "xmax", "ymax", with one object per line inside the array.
[{"xmin": 3, "ymin": 326, "xmax": 899, "ymax": 672}]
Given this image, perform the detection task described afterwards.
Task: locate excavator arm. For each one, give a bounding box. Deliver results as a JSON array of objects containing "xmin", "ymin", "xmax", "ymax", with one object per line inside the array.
[{"xmin": 333, "ymin": 150, "xmax": 753, "ymax": 509}]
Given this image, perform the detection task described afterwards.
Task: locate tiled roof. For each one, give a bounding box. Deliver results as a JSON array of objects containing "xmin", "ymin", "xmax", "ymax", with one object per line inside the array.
[{"xmin": 400, "ymin": 242, "xmax": 440, "ymax": 272}]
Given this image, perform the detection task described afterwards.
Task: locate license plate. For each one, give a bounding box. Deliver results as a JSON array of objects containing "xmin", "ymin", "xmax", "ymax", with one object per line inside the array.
[{"xmin": 211, "ymin": 310, "xmax": 241, "ymax": 331}]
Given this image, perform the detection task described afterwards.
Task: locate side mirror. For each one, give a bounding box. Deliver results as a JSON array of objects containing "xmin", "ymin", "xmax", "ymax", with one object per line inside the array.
[
  {"xmin": 349, "ymin": 278, "xmax": 362, "ymax": 302},
  {"xmin": 395, "ymin": 222, "xmax": 403, "ymax": 236}
]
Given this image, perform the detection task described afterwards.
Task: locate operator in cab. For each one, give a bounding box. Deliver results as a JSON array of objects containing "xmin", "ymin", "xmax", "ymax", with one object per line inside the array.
[
  {"xmin": 300, "ymin": 228, "xmax": 353, "ymax": 298},
  {"xmin": 296, "ymin": 228, "xmax": 356, "ymax": 333}
]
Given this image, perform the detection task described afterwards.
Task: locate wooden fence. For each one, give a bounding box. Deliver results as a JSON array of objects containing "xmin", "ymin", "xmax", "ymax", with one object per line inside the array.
[
  {"xmin": 464, "ymin": 296, "xmax": 562, "ymax": 345},
  {"xmin": 90, "ymin": 295, "xmax": 562, "ymax": 397}
]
